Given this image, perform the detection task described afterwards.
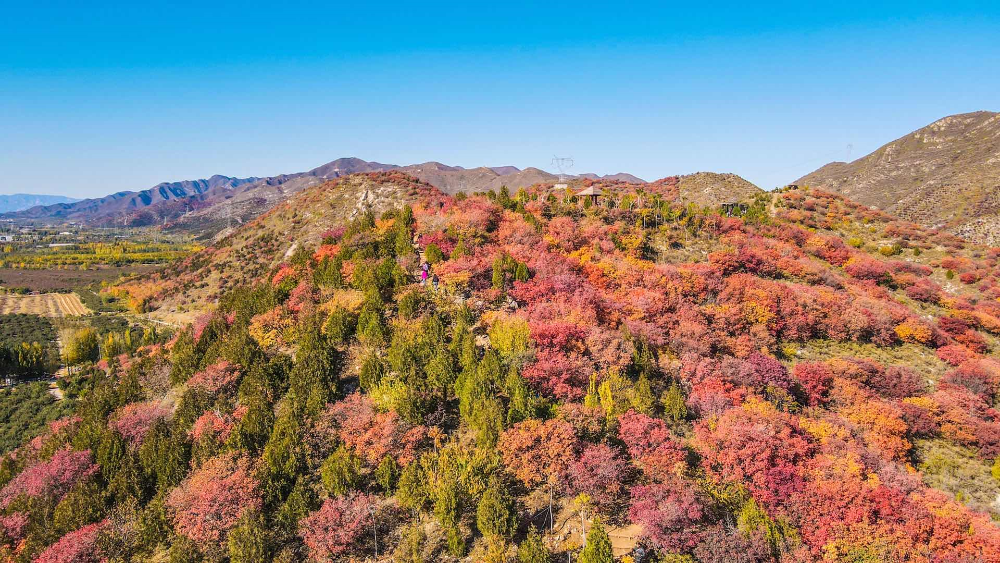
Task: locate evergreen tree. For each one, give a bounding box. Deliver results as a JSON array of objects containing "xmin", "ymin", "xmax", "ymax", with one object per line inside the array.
[
  {"xmin": 314, "ymin": 256, "xmax": 344, "ymax": 288},
  {"xmin": 259, "ymin": 403, "xmax": 305, "ymax": 507},
  {"xmin": 375, "ymin": 454, "xmax": 400, "ymax": 492},
  {"xmin": 359, "ymin": 352, "xmax": 386, "ymax": 391},
  {"xmin": 517, "ymin": 526, "xmax": 550, "ymax": 563},
  {"xmin": 228, "ymin": 377, "xmax": 275, "ymax": 455},
  {"xmin": 451, "ymin": 238, "xmax": 469, "ymax": 260},
  {"xmin": 579, "ymin": 520, "xmax": 613, "ymax": 563},
  {"xmin": 395, "ymin": 223, "xmax": 414, "ymax": 257},
  {"xmin": 228, "ymin": 510, "xmax": 269, "ymax": 563},
  {"xmin": 661, "ymin": 380, "xmax": 688, "ymax": 424},
  {"xmin": 324, "ymin": 306, "xmax": 357, "ymax": 345},
  {"xmin": 169, "ymin": 328, "xmax": 199, "ymax": 385},
  {"xmin": 288, "ymin": 315, "xmax": 339, "ymax": 416},
  {"xmin": 504, "ymin": 367, "xmax": 533, "ymax": 425},
  {"xmin": 514, "ymin": 262, "xmax": 530, "ymax": 282},
  {"xmin": 395, "ymin": 523, "xmax": 426, "ymax": 563},
  {"xmin": 631, "ymin": 373, "xmax": 656, "ymax": 415},
  {"xmin": 53, "ymin": 480, "xmax": 104, "ymax": 536},
  {"xmin": 477, "ymin": 476, "xmax": 517, "ymax": 541},
  {"xmin": 425, "ymin": 243, "xmax": 444, "ymax": 264},
  {"xmin": 321, "ymin": 445, "xmax": 362, "ymax": 496},
  {"xmin": 357, "ymin": 296, "xmax": 387, "ymax": 346},
  {"xmin": 274, "ymin": 477, "xmax": 320, "ymax": 541},
  {"xmin": 397, "ymin": 461, "xmax": 429, "ymax": 513}
]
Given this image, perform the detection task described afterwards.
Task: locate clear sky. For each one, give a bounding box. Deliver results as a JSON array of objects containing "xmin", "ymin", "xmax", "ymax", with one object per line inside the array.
[{"xmin": 2, "ymin": 1, "xmax": 998, "ymax": 198}]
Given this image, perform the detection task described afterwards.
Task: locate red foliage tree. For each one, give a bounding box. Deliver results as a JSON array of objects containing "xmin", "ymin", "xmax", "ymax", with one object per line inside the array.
[
  {"xmin": 628, "ymin": 480, "xmax": 704, "ymax": 552},
  {"xmin": 617, "ymin": 411, "xmax": 686, "ymax": 481},
  {"xmin": 110, "ymin": 401, "xmax": 173, "ymax": 447},
  {"xmin": 792, "ymin": 361, "xmax": 833, "ymax": 406},
  {"xmin": 695, "ymin": 400, "xmax": 812, "ymax": 506},
  {"xmin": 190, "ymin": 409, "xmax": 235, "ymax": 443},
  {"xmin": 34, "ymin": 520, "xmax": 106, "ymax": 563},
  {"xmin": 0, "ymin": 448, "xmax": 98, "ymax": 509},
  {"xmin": 499, "ymin": 418, "xmax": 579, "ymax": 489},
  {"xmin": 166, "ymin": 453, "xmax": 260, "ymax": 543},
  {"xmin": 186, "ymin": 360, "xmax": 241, "ymax": 395},
  {"xmin": 299, "ymin": 493, "xmax": 376, "ymax": 561},
  {"xmin": 738, "ymin": 352, "xmax": 792, "ymax": 391},
  {"xmin": 566, "ymin": 443, "xmax": 629, "ymax": 511},
  {"xmin": 324, "ymin": 393, "xmax": 427, "ymax": 467}
]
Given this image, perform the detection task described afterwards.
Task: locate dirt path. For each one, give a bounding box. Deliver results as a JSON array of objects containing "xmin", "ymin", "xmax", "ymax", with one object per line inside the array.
[
  {"xmin": 608, "ymin": 524, "xmax": 642, "ymax": 557},
  {"xmin": 48, "ymin": 335, "xmax": 66, "ymax": 399}
]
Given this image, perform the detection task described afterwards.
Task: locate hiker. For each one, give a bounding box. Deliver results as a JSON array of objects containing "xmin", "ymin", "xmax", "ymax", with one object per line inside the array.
[
  {"xmin": 421, "ymin": 268, "xmax": 428, "ymax": 285},
  {"xmin": 432, "ymin": 274, "xmax": 439, "ymax": 291}
]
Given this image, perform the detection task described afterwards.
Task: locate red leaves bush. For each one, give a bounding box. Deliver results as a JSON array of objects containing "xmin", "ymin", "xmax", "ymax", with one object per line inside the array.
[
  {"xmin": 499, "ymin": 418, "xmax": 579, "ymax": 488},
  {"xmin": 0, "ymin": 448, "xmax": 98, "ymax": 509},
  {"xmin": 565, "ymin": 443, "xmax": 629, "ymax": 511},
  {"xmin": 110, "ymin": 401, "xmax": 173, "ymax": 447},
  {"xmin": 629, "ymin": 481, "xmax": 704, "ymax": 552},
  {"xmin": 844, "ymin": 257, "xmax": 892, "ymax": 285},
  {"xmin": 695, "ymin": 401, "xmax": 811, "ymax": 507},
  {"xmin": 299, "ymin": 493, "xmax": 377, "ymax": 561},
  {"xmin": 166, "ymin": 453, "xmax": 260, "ymax": 543},
  {"xmin": 324, "ymin": 393, "xmax": 427, "ymax": 467},
  {"xmin": 34, "ymin": 520, "xmax": 106, "ymax": 563},
  {"xmin": 186, "ymin": 360, "xmax": 241, "ymax": 395},
  {"xmin": 618, "ymin": 411, "xmax": 686, "ymax": 481}
]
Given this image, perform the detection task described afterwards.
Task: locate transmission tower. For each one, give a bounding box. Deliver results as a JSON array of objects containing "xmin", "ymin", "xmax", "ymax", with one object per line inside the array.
[{"xmin": 551, "ymin": 156, "xmax": 574, "ymax": 182}]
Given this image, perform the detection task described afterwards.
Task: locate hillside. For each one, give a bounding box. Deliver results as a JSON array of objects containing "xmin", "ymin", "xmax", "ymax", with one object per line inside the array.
[
  {"xmin": 7, "ymin": 174, "xmax": 979, "ymax": 561},
  {"xmin": 127, "ymin": 172, "xmax": 445, "ymax": 324},
  {"xmin": 795, "ymin": 111, "xmax": 1000, "ymax": 245},
  {"xmin": 676, "ymin": 172, "xmax": 763, "ymax": 207},
  {"xmin": 0, "ymin": 194, "xmax": 78, "ymax": 213}
]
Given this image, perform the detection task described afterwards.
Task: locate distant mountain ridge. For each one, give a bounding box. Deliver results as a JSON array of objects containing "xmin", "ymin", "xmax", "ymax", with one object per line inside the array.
[
  {"xmin": 8, "ymin": 175, "xmax": 259, "ymax": 224},
  {"xmin": 2, "ymin": 158, "xmax": 649, "ymax": 229},
  {"xmin": 0, "ymin": 194, "xmax": 79, "ymax": 213},
  {"xmin": 794, "ymin": 110, "xmax": 1000, "ymax": 245}
]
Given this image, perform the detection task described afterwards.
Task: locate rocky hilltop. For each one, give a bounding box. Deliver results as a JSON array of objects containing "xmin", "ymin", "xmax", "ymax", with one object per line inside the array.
[{"xmin": 795, "ymin": 111, "xmax": 1000, "ymax": 244}]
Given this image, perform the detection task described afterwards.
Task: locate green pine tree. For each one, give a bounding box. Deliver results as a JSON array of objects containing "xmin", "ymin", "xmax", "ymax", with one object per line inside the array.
[
  {"xmin": 579, "ymin": 519, "xmax": 613, "ymax": 563},
  {"xmin": 517, "ymin": 526, "xmax": 550, "ymax": 563},
  {"xmin": 425, "ymin": 243, "xmax": 444, "ymax": 264},
  {"xmin": 631, "ymin": 373, "xmax": 656, "ymax": 415},
  {"xmin": 376, "ymin": 454, "xmax": 400, "ymax": 492},
  {"xmin": 477, "ymin": 476, "xmax": 517, "ymax": 541},
  {"xmin": 661, "ymin": 380, "xmax": 688, "ymax": 424},
  {"xmin": 228, "ymin": 510, "xmax": 269, "ymax": 562}
]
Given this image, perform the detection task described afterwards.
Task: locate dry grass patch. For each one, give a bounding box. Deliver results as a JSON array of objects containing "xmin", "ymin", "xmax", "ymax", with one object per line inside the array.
[{"xmin": 0, "ymin": 293, "xmax": 90, "ymax": 317}]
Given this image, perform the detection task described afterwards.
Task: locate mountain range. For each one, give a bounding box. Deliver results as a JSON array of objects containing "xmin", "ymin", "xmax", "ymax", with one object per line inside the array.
[
  {"xmin": 9, "ymin": 110, "xmax": 1000, "ymax": 247},
  {"xmin": 2, "ymin": 157, "xmax": 647, "ymax": 233},
  {"xmin": 0, "ymin": 193, "xmax": 79, "ymax": 213},
  {"xmin": 795, "ymin": 110, "xmax": 1000, "ymax": 245}
]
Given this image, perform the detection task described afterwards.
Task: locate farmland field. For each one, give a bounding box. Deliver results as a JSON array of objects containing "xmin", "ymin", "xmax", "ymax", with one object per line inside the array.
[
  {"xmin": 0, "ymin": 264, "xmax": 161, "ymax": 292},
  {"xmin": 0, "ymin": 292, "xmax": 90, "ymax": 316}
]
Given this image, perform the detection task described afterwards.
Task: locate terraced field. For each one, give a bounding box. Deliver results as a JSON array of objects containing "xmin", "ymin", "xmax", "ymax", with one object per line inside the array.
[{"xmin": 0, "ymin": 293, "xmax": 90, "ymax": 316}]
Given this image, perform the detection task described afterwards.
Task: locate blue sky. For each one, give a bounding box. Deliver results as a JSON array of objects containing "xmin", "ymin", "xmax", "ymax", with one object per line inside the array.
[{"xmin": 2, "ymin": 1, "xmax": 998, "ymax": 198}]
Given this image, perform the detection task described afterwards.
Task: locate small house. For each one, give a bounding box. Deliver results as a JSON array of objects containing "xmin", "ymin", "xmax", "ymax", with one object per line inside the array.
[{"xmin": 575, "ymin": 186, "xmax": 602, "ymax": 204}]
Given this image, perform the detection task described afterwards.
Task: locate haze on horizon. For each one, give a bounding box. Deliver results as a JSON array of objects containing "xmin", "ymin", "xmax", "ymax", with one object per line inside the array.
[{"xmin": 2, "ymin": 1, "xmax": 998, "ymax": 199}]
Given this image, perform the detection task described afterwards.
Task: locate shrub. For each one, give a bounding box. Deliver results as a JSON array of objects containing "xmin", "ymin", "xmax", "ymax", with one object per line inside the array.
[
  {"xmin": 166, "ymin": 453, "xmax": 260, "ymax": 544},
  {"xmin": 299, "ymin": 493, "xmax": 376, "ymax": 561},
  {"xmin": 425, "ymin": 243, "xmax": 445, "ymax": 264}
]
